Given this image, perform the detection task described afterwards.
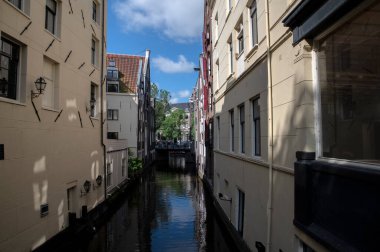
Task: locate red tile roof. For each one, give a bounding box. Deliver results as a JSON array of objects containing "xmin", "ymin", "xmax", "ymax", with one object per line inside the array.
[{"xmin": 107, "ymin": 54, "xmax": 145, "ymax": 94}]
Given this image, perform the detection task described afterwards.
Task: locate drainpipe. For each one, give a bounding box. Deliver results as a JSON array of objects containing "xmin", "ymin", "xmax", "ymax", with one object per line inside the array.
[
  {"xmin": 264, "ymin": 0, "xmax": 274, "ymax": 251},
  {"xmin": 100, "ymin": 0, "xmax": 107, "ymax": 201}
]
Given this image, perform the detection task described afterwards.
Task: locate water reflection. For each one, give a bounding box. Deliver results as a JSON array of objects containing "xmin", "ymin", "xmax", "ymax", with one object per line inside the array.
[{"xmin": 70, "ymin": 167, "xmax": 237, "ymax": 252}]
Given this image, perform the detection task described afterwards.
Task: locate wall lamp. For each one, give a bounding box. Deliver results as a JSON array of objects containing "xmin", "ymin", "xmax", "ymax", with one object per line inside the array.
[
  {"xmin": 81, "ymin": 180, "xmax": 91, "ymax": 196},
  {"xmin": 31, "ymin": 77, "xmax": 47, "ymax": 99},
  {"xmin": 95, "ymin": 175, "xmax": 103, "ymax": 186}
]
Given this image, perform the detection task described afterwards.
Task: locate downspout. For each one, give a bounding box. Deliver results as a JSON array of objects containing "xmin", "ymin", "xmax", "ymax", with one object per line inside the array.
[
  {"xmin": 264, "ymin": 0, "xmax": 274, "ymax": 251},
  {"xmin": 100, "ymin": 0, "xmax": 107, "ymax": 201}
]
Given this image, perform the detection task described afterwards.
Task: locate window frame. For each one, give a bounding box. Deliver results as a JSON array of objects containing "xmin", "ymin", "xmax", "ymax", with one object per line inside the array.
[
  {"xmin": 237, "ymin": 23, "xmax": 244, "ymax": 55},
  {"xmin": 239, "ymin": 104, "xmax": 245, "ymax": 153},
  {"xmin": 230, "ymin": 109, "xmax": 235, "ymax": 152},
  {"xmin": 249, "ymin": 0, "xmax": 258, "ymax": 47},
  {"xmin": 42, "ymin": 57, "xmax": 58, "ymax": 109},
  {"xmin": 313, "ymin": 2, "xmax": 380, "ymax": 163},
  {"xmin": 228, "ymin": 37, "xmax": 233, "ymax": 75},
  {"xmin": 107, "ymin": 109, "xmax": 119, "ymax": 120},
  {"xmin": 216, "ymin": 116, "xmax": 220, "ymax": 150},
  {"xmin": 106, "ymin": 162, "xmax": 112, "ymax": 187},
  {"xmin": 90, "ymin": 83, "xmax": 97, "ymax": 117},
  {"xmin": 91, "ymin": 38, "xmax": 96, "ymax": 66},
  {"xmin": 236, "ymin": 188, "xmax": 245, "ymax": 236},
  {"xmin": 0, "ymin": 37, "xmax": 20, "ymax": 101},
  {"xmin": 45, "ymin": 0, "xmax": 57, "ymax": 35},
  {"xmin": 107, "ymin": 132, "xmax": 118, "ymax": 140},
  {"xmin": 8, "ymin": 0, "xmax": 22, "ymax": 10},
  {"xmin": 121, "ymin": 157, "xmax": 127, "ymax": 177},
  {"xmin": 252, "ymin": 96, "xmax": 261, "ymax": 157}
]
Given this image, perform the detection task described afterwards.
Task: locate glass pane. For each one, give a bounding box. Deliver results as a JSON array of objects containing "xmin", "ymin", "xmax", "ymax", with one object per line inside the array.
[
  {"xmin": 318, "ymin": 2, "xmax": 380, "ymax": 162},
  {"xmin": 1, "ymin": 56, "xmax": 9, "ymax": 69},
  {"xmin": 47, "ymin": 0, "xmax": 56, "ymax": 12},
  {"xmin": 2, "ymin": 41, "xmax": 11, "ymax": 55},
  {"xmin": 0, "ymin": 69, "xmax": 9, "ymax": 81},
  {"xmin": 46, "ymin": 12, "xmax": 55, "ymax": 33}
]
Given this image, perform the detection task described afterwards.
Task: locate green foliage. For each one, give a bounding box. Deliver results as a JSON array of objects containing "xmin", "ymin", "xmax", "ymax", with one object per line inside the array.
[
  {"xmin": 151, "ymin": 83, "xmax": 171, "ymax": 131},
  {"xmin": 161, "ymin": 109, "xmax": 185, "ymax": 141},
  {"xmin": 128, "ymin": 157, "xmax": 142, "ymax": 173}
]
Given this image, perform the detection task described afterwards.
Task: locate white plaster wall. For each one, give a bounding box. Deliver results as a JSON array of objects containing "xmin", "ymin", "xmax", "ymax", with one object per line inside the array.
[{"xmin": 106, "ymin": 93, "xmax": 138, "ymax": 151}]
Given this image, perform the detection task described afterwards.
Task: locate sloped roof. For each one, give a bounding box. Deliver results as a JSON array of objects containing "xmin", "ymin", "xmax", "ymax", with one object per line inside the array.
[{"xmin": 107, "ymin": 54, "xmax": 145, "ymax": 94}]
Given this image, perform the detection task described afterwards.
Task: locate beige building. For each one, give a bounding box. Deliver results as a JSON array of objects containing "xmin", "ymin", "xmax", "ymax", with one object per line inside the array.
[
  {"xmin": 0, "ymin": 0, "xmax": 107, "ymax": 251},
  {"xmin": 210, "ymin": 0, "xmax": 380, "ymax": 251}
]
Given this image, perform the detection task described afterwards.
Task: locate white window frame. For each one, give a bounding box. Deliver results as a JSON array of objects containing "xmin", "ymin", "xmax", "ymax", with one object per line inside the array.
[
  {"xmin": 214, "ymin": 13, "xmax": 219, "ymax": 43},
  {"xmin": 228, "ymin": 36, "xmax": 233, "ymax": 75},
  {"xmin": 42, "ymin": 56, "xmax": 58, "ymax": 110},
  {"xmin": 239, "ymin": 104, "xmax": 245, "ymax": 154},
  {"xmin": 249, "ymin": 0, "xmax": 258, "ymax": 48}
]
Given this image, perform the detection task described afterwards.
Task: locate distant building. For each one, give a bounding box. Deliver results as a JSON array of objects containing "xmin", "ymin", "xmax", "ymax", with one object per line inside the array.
[
  {"xmin": 169, "ymin": 102, "xmax": 191, "ymax": 141},
  {"xmin": 0, "ymin": 1, "xmax": 107, "ymax": 250},
  {"xmin": 137, "ymin": 50, "xmax": 155, "ymax": 167}
]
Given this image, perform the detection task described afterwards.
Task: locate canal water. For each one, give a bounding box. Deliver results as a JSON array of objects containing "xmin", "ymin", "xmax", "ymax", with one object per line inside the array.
[{"xmin": 71, "ymin": 167, "xmax": 238, "ymax": 252}]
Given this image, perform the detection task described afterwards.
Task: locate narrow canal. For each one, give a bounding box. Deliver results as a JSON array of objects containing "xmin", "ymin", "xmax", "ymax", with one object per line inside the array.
[{"xmin": 70, "ymin": 166, "xmax": 238, "ymax": 252}]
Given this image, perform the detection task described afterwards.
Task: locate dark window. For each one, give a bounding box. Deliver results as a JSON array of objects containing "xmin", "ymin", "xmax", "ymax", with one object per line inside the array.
[
  {"xmin": 92, "ymin": 1, "xmax": 97, "ymax": 22},
  {"xmin": 91, "ymin": 39, "xmax": 96, "ymax": 65},
  {"xmin": 252, "ymin": 97, "xmax": 260, "ymax": 156},
  {"xmin": 217, "ymin": 116, "xmax": 220, "ymax": 149},
  {"xmin": 0, "ymin": 38, "xmax": 20, "ymax": 100},
  {"xmin": 45, "ymin": 0, "xmax": 57, "ymax": 34},
  {"xmin": 90, "ymin": 84, "xmax": 96, "ymax": 117},
  {"xmin": 8, "ymin": 0, "xmax": 22, "ymax": 9},
  {"xmin": 107, "ymin": 82, "xmax": 119, "ymax": 93},
  {"xmin": 240, "ymin": 104, "xmax": 245, "ymax": 153},
  {"xmin": 230, "ymin": 109, "xmax": 234, "ymax": 152},
  {"xmin": 250, "ymin": 1, "xmax": 258, "ymax": 46},
  {"xmin": 237, "ymin": 26, "xmax": 244, "ymax": 54},
  {"xmin": 107, "ymin": 132, "xmax": 118, "ymax": 140},
  {"xmin": 229, "ymin": 40, "xmax": 233, "ymax": 74},
  {"xmin": 107, "ymin": 109, "xmax": 119, "ymax": 120},
  {"xmin": 106, "ymin": 163, "xmax": 112, "ymax": 186},
  {"xmin": 107, "ymin": 70, "xmax": 118, "ymax": 80},
  {"xmin": 237, "ymin": 189, "xmax": 245, "ymax": 236}
]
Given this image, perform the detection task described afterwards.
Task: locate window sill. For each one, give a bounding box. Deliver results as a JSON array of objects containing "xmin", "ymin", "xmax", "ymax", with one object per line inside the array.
[
  {"xmin": 41, "ymin": 106, "xmax": 60, "ymax": 113},
  {"xmin": 226, "ymin": 8, "xmax": 232, "ymax": 22},
  {"xmin": 235, "ymin": 50, "xmax": 244, "ymax": 60},
  {"xmin": 3, "ymin": 0, "xmax": 31, "ymax": 19},
  {"xmin": 91, "ymin": 64, "xmax": 100, "ymax": 71},
  {"xmin": 0, "ymin": 97, "xmax": 26, "ymax": 106},
  {"xmin": 44, "ymin": 29, "xmax": 61, "ymax": 42},
  {"xmin": 227, "ymin": 72, "xmax": 234, "ymax": 81},
  {"xmin": 90, "ymin": 116, "xmax": 99, "ymax": 120},
  {"xmin": 245, "ymin": 44, "xmax": 258, "ymax": 60}
]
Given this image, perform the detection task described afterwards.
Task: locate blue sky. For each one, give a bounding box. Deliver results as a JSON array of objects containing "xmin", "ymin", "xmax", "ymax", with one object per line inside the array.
[{"xmin": 107, "ymin": 0, "xmax": 204, "ymax": 103}]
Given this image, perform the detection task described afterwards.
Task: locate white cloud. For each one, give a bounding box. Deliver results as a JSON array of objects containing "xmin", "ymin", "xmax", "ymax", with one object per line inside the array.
[
  {"xmin": 113, "ymin": 0, "xmax": 203, "ymax": 43},
  {"xmin": 178, "ymin": 90, "xmax": 191, "ymax": 98},
  {"xmin": 170, "ymin": 97, "xmax": 179, "ymax": 104},
  {"xmin": 152, "ymin": 55, "xmax": 196, "ymax": 73}
]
